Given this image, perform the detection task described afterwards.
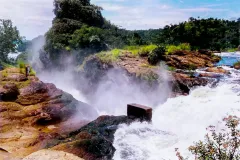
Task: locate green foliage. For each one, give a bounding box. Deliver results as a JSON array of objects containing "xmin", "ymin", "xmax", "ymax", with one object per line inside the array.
[
  {"xmin": 226, "ymin": 48, "xmax": 238, "ymax": 52},
  {"xmin": 148, "ymin": 46, "xmax": 166, "ymax": 65},
  {"xmin": 17, "ymin": 60, "xmax": 25, "ymax": 69},
  {"xmin": 69, "ymin": 25, "xmax": 106, "ymax": 50},
  {"xmin": 176, "ymin": 116, "xmax": 240, "ymax": 160},
  {"xmin": 168, "ymin": 66, "xmax": 176, "ymax": 71},
  {"xmin": 0, "ymin": 19, "xmax": 22, "ymax": 63},
  {"xmin": 124, "ymin": 45, "xmax": 158, "ymax": 57},
  {"xmin": 160, "ymin": 18, "xmax": 240, "ymax": 51},
  {"xmin": 96, "ymin": 49, "xmax": 122, "ymax": 63},
  {"xmin": 1, "ymin": 70, "xmax": 8, "ymax": 77},
  {"xmin": 45, "ymin": 0, "xmax": 105, "ymax": 52},
  {"xmin": 189, "ymin": 116, "xmax": 240, "ymax": 160},
  {"xmin": 166, "ymin": 43, "xmax": 191, "ymax": 54},
  {"xmin": 29, "ymin": 68, "xmax": 36, "ymax": 76}
]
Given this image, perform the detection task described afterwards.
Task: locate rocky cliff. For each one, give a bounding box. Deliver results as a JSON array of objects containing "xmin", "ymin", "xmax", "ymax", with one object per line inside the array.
[
  {"xmin": 0, "ymin": 67, "xmax": 96, "ymax": 159},
  {"xmin": 77, "ymin": 50, "xmax": 221, "ymax": 96}
]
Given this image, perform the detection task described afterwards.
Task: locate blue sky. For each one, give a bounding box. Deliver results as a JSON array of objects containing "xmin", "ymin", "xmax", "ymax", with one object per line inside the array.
[{"xmin": 0, "ymin": 0, "xmax": 239, "ymax": 39}]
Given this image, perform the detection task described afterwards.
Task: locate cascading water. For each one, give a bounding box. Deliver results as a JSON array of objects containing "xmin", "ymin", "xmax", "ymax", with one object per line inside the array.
[{"xmin": 113, "ymin": 53, "xmax": 240, "ymax": 160}]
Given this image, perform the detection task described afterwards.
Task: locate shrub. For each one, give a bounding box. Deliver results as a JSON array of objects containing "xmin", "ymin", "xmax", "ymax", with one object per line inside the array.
[
  {"xmin": 148, "ymin": 46, "xmax": 166, "ymax": 65},
  {"xmin": 166, "ymin": 45, "xmax": 180, "ymax": 54},
  {"xmin": 233, "ymin": 61, "xmax": 240, "ymax": 69},
  {"xmin": 97, "ymin": 49, "xmax": 122, "ymax": 63},
  {"xmin": 168, "ymin": 66, "xmax": 176, "ymax": 71},
  {"xmin": 124, "ymin": 45, "xmax": 158, "ymax": 57},
  {"xmin": 227, "ymin": 48, "xmax": 238, "ymax": 52},
  {"xmin": 18, "ymin": 60, "xmax": 25, "ymax": 69},
  {"xmin": 138, "ymin": 45, "xmax": 158, "ymax": 57},
  {"xmin": 177, "ymin": 116, "xmax": 240, "ymax": 160},
  {"xmin": 29, "ymin": 68, "xmax": 36, "ymax": 76},
  {"xmin": 166, "ymin": 43, "xmax": 191, "ymax": 54},
  {"xmin": 179, "ymin": 43, "xmax": 191, "ymax": 51}
]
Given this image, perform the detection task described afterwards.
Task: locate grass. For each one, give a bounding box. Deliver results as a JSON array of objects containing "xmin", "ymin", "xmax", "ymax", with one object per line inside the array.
[
  {"xmin": 124, "ymin": 45, "xmax": 158, "ymax": 57},
  {"xmin": 167, "ymin": 66, "xmax": 176, "ymax": 71},
  {"xmin": 226, "ymin": 48, "xmax": 238, "ymax": 52},
  {"xmin": 166, "ymin": 43, "xmax": 191, "ymax": 55},
  {"xmin": 96, "ymin": 49, "xmax": 123, "ymax": 63}
]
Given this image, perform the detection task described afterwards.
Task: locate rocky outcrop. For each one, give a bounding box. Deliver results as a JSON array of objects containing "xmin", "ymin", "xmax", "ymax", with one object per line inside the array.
[
  {"xmin": 165, "ymin": 50, "xmax": 221, "ymax": 69},
  {"xmin": 0, "ymin": 67, "xmax": 97, "ymax": 159},
  {"xmin": 79, "ymin": 52, "xmax": 219, "ymax": 97},
  {"xmin": 171, "ymin": 73, "xmax": 210, "ymax": 95},
  {"xmin": 205, "ymin": 67, "xmax": 230, "ymax": 74},
  {"xmin": 234, "ymin": 62, "xmax": 240, "ymax": 70},
  {"xmin": 45, "ymin": 115, "xmax": 136, "ymax": 160},
  {"xmin": 23, "ymin": 150, "xmax": 84, "ymax": 160}
]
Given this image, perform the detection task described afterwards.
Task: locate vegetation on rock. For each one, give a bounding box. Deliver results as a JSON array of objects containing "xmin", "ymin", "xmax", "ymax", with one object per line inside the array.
[{"xmin": 177, "ymin": 116, "xmax": 240, "ymax": 160}]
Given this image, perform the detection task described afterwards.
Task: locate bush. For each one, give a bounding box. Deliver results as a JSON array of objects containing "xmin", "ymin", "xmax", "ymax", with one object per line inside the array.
[
  {"xmin": 148, "ymin": 46, "xmax": 166, "ymax": 65},
  {"xmin": 18, "ymin": 60, "xmax": 25, "ymax": 69},
  {"xmin": 166, "ymin": 43, "xmax": 191, "ymax": 54},
  {"xmin": 177, "ymin": 116, "xmax": 240, "ymax": 160},
  {"xmin": 97, "ymin": 49, "xmax": 122, "ymax": 63},
  {"xmin": 124, "ymin": 45, "xmax": 158, "ymax": 57}
]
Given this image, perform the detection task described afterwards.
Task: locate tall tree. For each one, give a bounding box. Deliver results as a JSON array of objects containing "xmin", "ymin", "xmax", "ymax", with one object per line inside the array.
[
  {"xmin": 45, "ymin": 0, "xmax": 104, "ymax": 52},
  {"xmin": 0, "ymin": 19, "xmax": 21, "ymax": 63}
]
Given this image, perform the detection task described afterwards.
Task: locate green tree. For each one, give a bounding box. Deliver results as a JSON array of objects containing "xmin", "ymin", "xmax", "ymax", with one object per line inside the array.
[
  {"xmin": 45, "ymin": 0, "xmax": 104, "ymax": 52},
  {"xmin": 0, "ymin": 19, "xmax": 21, "ymax": 63}
]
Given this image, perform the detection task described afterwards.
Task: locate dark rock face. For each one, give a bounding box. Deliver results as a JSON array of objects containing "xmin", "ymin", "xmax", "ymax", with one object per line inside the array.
[
  {"xmin": 0, "ymin": 83, "xmax": 19, "ymax": 101},
  {"xmin": 47, "ymin": 116, "xmax": 136, "ymax": 160},
  {"xmin": 127, "ymin": 103, "xmax": 152, "ymax": 122},
  {"xmin": 172, "ymin": 73, "xmax": 210, "ymax": 95}
]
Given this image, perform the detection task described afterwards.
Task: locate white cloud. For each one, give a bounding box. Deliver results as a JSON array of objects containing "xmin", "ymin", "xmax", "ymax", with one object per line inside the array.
[
  {"xmin": 0, "ymin": 0, "xmax": 54, "ymax": 39},
  {"xmin": 92, "ymin": 0, "xmax": 229, "ymax": 30},
  {"xmin": 0, "ymin": 0, "xmax": 232, "ymax": 39}
]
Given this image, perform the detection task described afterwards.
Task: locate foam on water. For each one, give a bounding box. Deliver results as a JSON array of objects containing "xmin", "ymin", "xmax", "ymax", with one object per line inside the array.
[{"xmin": 113, "ymin": 55, "xmax": 240, "ymax": 160}]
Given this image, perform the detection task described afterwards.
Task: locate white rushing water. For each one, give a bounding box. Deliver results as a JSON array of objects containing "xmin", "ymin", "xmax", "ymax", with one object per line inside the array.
[{"xmin": 113, "ymin": 58, "xmax": 240, "ymax": 159}]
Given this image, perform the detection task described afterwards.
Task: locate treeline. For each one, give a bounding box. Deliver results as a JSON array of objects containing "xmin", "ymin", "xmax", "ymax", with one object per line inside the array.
[{"xmin": 158, "ymin": 17, "xmax": 240, "ymax": 51}]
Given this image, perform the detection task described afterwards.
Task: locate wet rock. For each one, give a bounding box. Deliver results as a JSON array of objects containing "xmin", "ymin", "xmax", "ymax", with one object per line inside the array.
[
  {"xmin": 172, "ymin": 73, "xmax": 210, "ymax": 94},
  {"xmin": 206, "ymin": 67, "xmax": 230, "ymax": 74},
  {"xmin": 127, "ymin": 103, "xmax": 152, "ymax": 122},
  {"xmin": 46, "ymin": 115, "xmax": 135, "ymax": 160},
  {"xmin": 199, "ymin": 73, "xmax": 223, "ymax": 78},
  {"xmin": 0, "ymin": 83, "xmax": 19, "ymax": 101},
  {"xmin": 234, "ymin": 62, "xmax": 240, "ymax": 70}
]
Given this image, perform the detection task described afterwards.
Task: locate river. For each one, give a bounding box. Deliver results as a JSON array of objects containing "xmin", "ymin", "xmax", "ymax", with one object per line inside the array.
[{"xmin": 113, "ymin": 52, "xmax": 240, "ymax": 160}]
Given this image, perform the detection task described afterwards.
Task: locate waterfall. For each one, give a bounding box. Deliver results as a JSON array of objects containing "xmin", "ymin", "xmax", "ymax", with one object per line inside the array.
[{"xmin": 113, "ymin": 53, "xmax": 240, "ymax": 160}]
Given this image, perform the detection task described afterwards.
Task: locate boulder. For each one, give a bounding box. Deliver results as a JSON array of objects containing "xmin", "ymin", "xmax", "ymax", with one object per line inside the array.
[
  {"xmin": 127, "ymin": 103, "xmax": 152, "ymax": 122},
  {"xmin": 172, "ymin": 72, "xmax": 210, "ymax": 95},
  {"xmin": 165, "ymin": 51, "xmax": 220, "ymax": 69},
  {"xmin": 238, "ymin": 45, "xmax": 240, "ymax": 51},
  {"xmin": 206, "ymin": 67, "xmax": 230, "ymax": 74},
  {"xmin": 46, "ymin": 115, "xmax": 135, "ymax": 160},
  {"xmin": 23, "ymin": 150, "xmax": 84, "ymax": 160},
  {"xmin": 0, "ymin": 83, "xmax": 19, "ymax": 101},
  {"xmin": 234, "ymin": 62, "xmax": 240, "ymax": 70}
]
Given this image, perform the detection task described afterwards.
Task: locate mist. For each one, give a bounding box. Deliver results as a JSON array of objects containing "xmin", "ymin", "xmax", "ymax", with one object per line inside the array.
[{"xmin": 27, "ymin": 39, "xmax": 173, "ymax": 121}]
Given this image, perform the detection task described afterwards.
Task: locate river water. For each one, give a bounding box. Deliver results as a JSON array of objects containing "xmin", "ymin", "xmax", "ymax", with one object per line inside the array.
[{"xmin": 113, "ymin": 52, "xmax": 240, "ymax": 160}]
